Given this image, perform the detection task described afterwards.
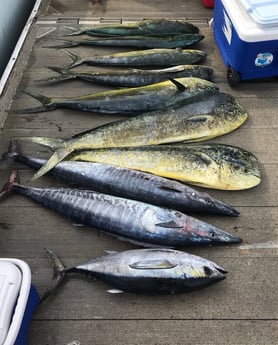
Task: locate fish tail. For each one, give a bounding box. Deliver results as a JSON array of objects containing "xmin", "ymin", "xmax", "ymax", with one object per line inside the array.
[
  {"xmin": 17, "ymin": 136, "xmax": 65, "ymax": 150},
  {"xmin": 31, "ymin": 147, "xmax": 72, "ymax": 180},
  {"xmin": 43, "ymin": 38, "xmax": 80, "ymax": 49},
  {"xmin": 55, "ymin": 26, "xmax": 85, "ymax": 37},
  {"xmin": 11, "ymin": 90, "xmax": 57, "ymax": 114},
  {"xmin": 35, "ymin": 66, "xmax": 76, "ymax": 84},
  {"xmin": 62, "ymin": 49, "xmax": 84, "ymax": 69},
  {"xmin": 40, "ymin": 249, "xmax": 68, "ymax": 304},
  {"xmin": 0, "ymin": 170, "xmax": 17, "ymax": 198},
  {"xmin": 1, "ymin": 140, "xmax": 20, "ymax": 163}
]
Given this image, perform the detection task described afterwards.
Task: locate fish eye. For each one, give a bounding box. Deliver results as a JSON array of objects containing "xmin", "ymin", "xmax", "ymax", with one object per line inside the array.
[
  {"xmin": 204, "ymin": 266, "xmax": 213, "ymax": 276},
  {"xmin": 209, "ymin": 230, "xmax": 216, "ymax": 238}
]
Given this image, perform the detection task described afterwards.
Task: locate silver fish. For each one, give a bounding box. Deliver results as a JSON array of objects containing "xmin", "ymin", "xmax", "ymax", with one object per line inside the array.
[
  {"xmin": 41, "ymin": 248, "xmax": 227, "ymax": 300},
  {"xmin": 0, "ymin": 171, "xmax": 242, "ymax": 247},
  {"xmin": 2, "ymin": 141, "xmax": 239, "ymax": 216}
]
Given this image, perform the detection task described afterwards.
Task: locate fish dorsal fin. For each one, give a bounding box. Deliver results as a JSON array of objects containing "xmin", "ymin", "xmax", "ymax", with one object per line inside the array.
[
  {"xmin": 169, "ymin": 78, "xmax": 187, "ymax": 91},
  {"xmin": 155, "ymin": 220, "xmax": 183, "ymax": 229},
  {"xmin": 129, "ymin": 259, "xmax": 177, "ymax": 270}
]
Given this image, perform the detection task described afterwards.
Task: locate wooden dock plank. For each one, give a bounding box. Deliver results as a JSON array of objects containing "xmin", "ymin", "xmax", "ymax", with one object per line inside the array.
[{"xmin": 0, "ymin": 1, "xmax": 277, "ymax": 344}]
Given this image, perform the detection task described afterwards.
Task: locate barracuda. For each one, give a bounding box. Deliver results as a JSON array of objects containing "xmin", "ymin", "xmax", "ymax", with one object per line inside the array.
[
  {"xmin": 0, "ymin": 172, "xmax": 242, "ymax": 247},
  {"xmin": 2, "ymin": 141, "xmax": 239, "ymax": 216},
  {"xmin": 19, "ymin": 93, "xmax": 247, "ymax": 180},
  {"xmin": 40, "ymin": 248, "xmax": 227, "ymax": 301},
  {"xmin": 60, "ymin": 48, "xmax": 207, "ymax": 69},
  {"xmin": 63, "ymin": 19, "xmax": 200, "ymax": 36},
  {"xmin": 13, "ymin": 77, "xmax": 218, "ymax": 115},
  {"xmin": 36, "ymin": 65, "xmax": 213, "ymax": 86},
  {"xmin": 47, "ymin": 34, "xmax": 204, "ymax": 49},
  {"xmin": 68, "ymin": 144, "xmax": 261, "ymax": 191}
]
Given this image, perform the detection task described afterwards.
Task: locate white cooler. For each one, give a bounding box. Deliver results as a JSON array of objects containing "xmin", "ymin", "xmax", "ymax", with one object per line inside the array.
[{"xmin": 0, "ymin": 259, "xmax": 39, "ymax": 345}]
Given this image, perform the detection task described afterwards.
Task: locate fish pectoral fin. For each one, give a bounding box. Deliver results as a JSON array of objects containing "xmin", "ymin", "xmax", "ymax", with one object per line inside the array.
[
  {"xmin": 169, "ymin": 78, "xmax": 187, "ymax": 92},
  {"xmin": 186, "ymin": 114, "xmax": 214, "ymax": 123},
  {"xmin": 155, "ymin": 220, "xmax": 183, "ymax": 229},
  {"xmin": 129, "ymin": 259, "xmax": 177, "ymax": 270},
  {"xmin": 158, "ymin": 185, "xmax": 183, "ymax": 193},
  {"xmin": 107, "ymin": 289, "xmax": 124, "ymax": 294},
  {"xmin": 104, "ymin": 250, "xmax": 119, "ymax": 255}
]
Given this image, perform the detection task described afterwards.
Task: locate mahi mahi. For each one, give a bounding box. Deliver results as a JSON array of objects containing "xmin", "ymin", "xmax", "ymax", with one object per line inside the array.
[
  {"xmin": 68, "ymin": 144, "xmax": 261, "ymax": 190},
  {"xmin": 36, "ymin": 65, "xmax": 213, "ymax": 86},
  {"xmin": 63, "ymin": 19, "xmax": 200, "ymax": 36},
  {"xmin": 0, "ymin": 171, "xmax": 242, "ymax": 247},
  {"xmin": 13, "ymin": 77, "xmax": 218, "ymax": 115},
  {"xmin": 2, "ymin": 141, "xmax": 239, "ymax": 216},
  {"xmin": 40, "ymin": 248, "xmax": 227, "ymax": 301},
  {"xmin": 19, "ymin": 93, "xmax": 246, "ymax": 180},
  {"xmin": 60, "ymin": 48, "xmax": 207, "ymax": 69},
  {"xmin": 47, "ymin": 34, "xmax": 204, "ymax": 49}
]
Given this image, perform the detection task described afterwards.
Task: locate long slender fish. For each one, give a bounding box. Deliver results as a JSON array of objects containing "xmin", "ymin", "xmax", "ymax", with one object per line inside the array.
[
  {"xmin": 0, "ymin": 172, "xmax": 241, "ymax": 247},
  {"xmin": 36, "ymin": 65, "xmax": 214, "ymax": 86},
  {"xmin": 2, "ymin": 141, "xmax": 239, "ymax": 216},
  {"xmin": 63, "ymin": 19, "xmax": 200, "ymax": 36},
  {"xmin": 68, "ymin": 144, "xmax": 261, "ymax": 191},
  {"xmin": 47, "ymin": 34, "xmax": 204, "ymax": 49},
  {"xmin": 13, "ymin": 77, "xmax": 218, "ymax": 115},
  {"xmin": 19, "ymin": 93, "xmax": 247, "ymax": 180},
  {"xmin": 60, "ymin": 48, "xmax": 207, "ymax": 69},
  {"xmin": 41, "ymin": 248, "xmax": 227, "ymax": 301}
]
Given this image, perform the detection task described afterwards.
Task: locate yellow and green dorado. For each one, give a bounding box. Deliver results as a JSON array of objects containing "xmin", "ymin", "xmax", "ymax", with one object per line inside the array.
[
  {"xmin": 67, "ymin": 144, "xmax": 261, "ymax": 191},
  {"xmin": 20, "ymin": 93, "xmax": 248, "ymax": 181}
]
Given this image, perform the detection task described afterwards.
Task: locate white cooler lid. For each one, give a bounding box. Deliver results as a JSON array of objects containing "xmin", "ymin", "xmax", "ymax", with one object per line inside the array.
[
  {"xmin": 0, "ymin": 262, "xmax": 22, "ymax": 345},
  {"xmin": 239, "ymin": 0, "xmax": 278, "ymax": 26}
]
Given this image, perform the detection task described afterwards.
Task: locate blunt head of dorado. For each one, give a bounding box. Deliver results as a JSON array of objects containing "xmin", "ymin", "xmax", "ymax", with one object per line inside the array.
[{"xmin": 220, "ymin": 146, "xmax": 261, "ymax": 190}]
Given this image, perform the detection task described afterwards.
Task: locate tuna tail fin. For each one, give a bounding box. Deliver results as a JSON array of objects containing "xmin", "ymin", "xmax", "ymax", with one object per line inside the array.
[
  {"xmin": 0, "ymin": 170, "xmax": 17, "ymax": 198},
  {"xmin": 1, "ymin": 140, "xmax": 20, "ymax": 163},
  {"xmin": 17, "ymin": 136, "xmax": 65, "ymax": 150},
  {"xmin": 11, "ymin": 90, "xmax": 57, "ymax": 114},
  {"xmin": 62, "ymin": 49, "xmax": 84, "ymax": 69},
  {"xmin": 35, "ymin": 66, "xmax": 76, "ymax": 84},
  {"xmin": 31, "ymin": 147, "xmax": 72, "ymax": 180},
  {"xmin": 40, "ymin": 249, "xmax": 67, "ymax": 304}
]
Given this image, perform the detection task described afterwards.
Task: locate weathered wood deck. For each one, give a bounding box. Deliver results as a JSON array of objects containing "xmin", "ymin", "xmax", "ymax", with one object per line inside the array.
[{"xmin": 0, "ymin": 0, "xmax": 277, "ymax": 344}]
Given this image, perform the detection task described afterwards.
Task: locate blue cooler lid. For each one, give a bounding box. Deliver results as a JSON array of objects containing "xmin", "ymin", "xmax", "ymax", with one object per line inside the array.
[{"xmin": 240, "ymin": 0, "xmax": 278, "ymax": 26}]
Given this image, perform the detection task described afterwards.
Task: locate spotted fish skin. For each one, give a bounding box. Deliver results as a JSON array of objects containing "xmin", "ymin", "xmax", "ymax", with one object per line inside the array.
[
  {"xmin": 0, "ymin": 173, "xmax": 242, "ymax": 247},
  {"xmin": 36, "ymin": 65, "xmax": 213, "ymax": 86},
  {"xmin": 48, "ymin": 34, "xmax": 204, "ymax": 49},
  {"xmin": 61, "ymin": 49, "xmax": 207, "ymax": 69},
  {"xmin": 71, "ymin": 143, "xmax": 261, "ymax": 191},
  {"xmin": 65, "ymin": 19, "xmax": 200, "ymax": 37},
  {"xmin": 41, "ymin": 248, "xmax": 227, "ymax": 299}
]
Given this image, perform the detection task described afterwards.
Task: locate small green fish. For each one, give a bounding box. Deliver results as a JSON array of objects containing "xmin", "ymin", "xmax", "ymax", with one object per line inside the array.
[
  {"xmin": 47, "ymin": 34, "xmax": 204, "ymax": 49},
  {"xmin": 36, "ymin": 65, "xmax": 213, "ymax": 86},
  {"xmin": 59, "ymin": 48, "xmax": 207, "ymax": 69},
  {"xmin": 63, "ymin": 19, "xmax": 200, "ymax": 36}
]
